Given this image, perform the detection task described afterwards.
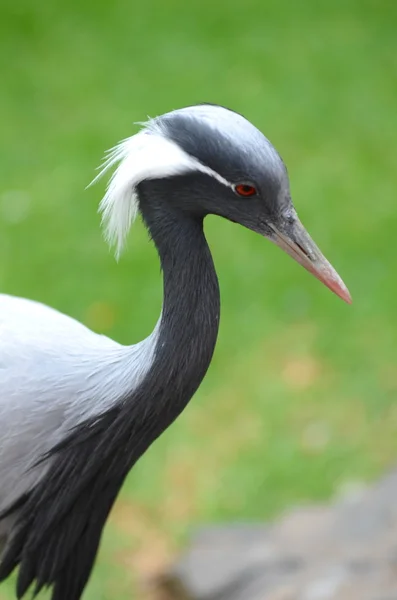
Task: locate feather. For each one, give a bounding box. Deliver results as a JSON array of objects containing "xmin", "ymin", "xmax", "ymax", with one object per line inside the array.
[{"xmin": 90, "ymin": 120, "xmax": 231, "ymax": 258}]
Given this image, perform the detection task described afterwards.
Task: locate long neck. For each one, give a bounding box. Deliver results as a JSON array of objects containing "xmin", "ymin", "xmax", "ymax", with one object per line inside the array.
[
  {"xmin": 5, "ymin": 198, "xmax": 222, "ymax": 600},
  {"xmin": 141, "ymin": 197, "xmax": 220, "ymax": 414}
]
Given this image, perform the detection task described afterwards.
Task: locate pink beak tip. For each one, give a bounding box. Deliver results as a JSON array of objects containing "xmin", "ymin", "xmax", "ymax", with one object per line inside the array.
[
  {"xmin": 339, "ymin": 287, "xmax": 353, "ymax": 305},
  {"xmin": 321, "ymin": 273, "xmax": 352, "ymax": 305}
]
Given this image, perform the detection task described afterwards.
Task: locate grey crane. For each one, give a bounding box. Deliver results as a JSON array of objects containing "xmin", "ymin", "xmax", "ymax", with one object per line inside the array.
[{"xmin": 0, "ymin": 103, "xmax": 351, "ymax": 600}]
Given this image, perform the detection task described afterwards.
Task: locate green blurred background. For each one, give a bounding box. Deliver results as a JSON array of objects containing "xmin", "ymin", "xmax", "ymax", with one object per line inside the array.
[{"xmin": 0, "ymin": 0, "xmax": 396, "ymax": 597}]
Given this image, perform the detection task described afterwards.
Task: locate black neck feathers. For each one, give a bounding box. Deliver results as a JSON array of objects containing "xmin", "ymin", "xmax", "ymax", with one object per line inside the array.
[
  {"xmin": 0, "ymin": 186, "xmax": 221, "ymax": 600},
  {"xmin": 140, "ymin": 181, "xmax": 220, "ymax": 409}
]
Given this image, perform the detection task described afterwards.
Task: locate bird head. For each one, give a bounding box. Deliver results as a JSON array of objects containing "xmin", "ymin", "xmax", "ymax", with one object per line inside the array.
[{"xmin": 95, "ymin": 103, "xmax": 351, "ymax": 303}]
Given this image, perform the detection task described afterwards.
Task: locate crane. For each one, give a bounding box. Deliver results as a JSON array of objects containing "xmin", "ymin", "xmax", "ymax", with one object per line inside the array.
[{"xmin": 0, "ymin": 103, "xmax": 351, "ymax": 600}]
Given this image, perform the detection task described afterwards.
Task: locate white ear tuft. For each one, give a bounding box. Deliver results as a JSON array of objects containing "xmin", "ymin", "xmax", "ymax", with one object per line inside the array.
[
  {"xmin": 92, "ymin": 133, "xmax": 146, "ymax": 259},
  {"xmin": 90, "ymin": 121, "xmax": 232, "ymax": 258},
  {"xmin": 89, "ymin": 128, "xmax": 196, "ymax": 258}
]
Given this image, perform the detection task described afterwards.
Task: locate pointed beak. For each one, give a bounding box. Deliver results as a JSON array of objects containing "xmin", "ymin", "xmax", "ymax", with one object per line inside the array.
[{"xmin": 268, "ymin": 217, "xmax": 352, "ymax": 304}]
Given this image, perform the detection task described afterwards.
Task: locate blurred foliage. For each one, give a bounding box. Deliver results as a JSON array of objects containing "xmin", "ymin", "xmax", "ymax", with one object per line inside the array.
[{"xmin": 0, "ymin": 0, "xmax": 396, "ymax": 598}]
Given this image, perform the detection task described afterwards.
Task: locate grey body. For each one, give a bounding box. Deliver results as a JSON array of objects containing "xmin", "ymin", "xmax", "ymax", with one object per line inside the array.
[{"xmin": 0, "ymin": 294, "xmax": 158, "ymax": 520}]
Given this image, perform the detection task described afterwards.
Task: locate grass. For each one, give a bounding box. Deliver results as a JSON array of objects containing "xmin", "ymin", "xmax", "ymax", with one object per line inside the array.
[{"xmin": 0, "ymin": 0, "xmax": 396, "ymax": 597}]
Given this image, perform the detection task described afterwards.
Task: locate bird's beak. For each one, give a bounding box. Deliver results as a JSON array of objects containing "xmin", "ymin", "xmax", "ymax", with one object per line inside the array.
[{"xmin": 268, "ymin": 216, "xmax": 352, "ymax": 304}]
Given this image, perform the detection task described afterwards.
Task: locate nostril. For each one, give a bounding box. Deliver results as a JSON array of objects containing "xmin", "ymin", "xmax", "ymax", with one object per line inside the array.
[{"xmin": 295, "ymin": 242, "xmax": 312, "ymax": 261}]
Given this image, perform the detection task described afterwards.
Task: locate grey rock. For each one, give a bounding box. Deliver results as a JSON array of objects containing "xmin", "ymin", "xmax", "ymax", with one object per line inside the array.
[{"xmin": 151, "ymin": 469, "xmax": 397, "ymax": 599}]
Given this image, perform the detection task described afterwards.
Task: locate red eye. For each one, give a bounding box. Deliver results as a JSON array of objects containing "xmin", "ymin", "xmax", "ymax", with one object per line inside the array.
[{"xmin": 234, "ymin": 184, "xmax": 257, "ymax": 197}]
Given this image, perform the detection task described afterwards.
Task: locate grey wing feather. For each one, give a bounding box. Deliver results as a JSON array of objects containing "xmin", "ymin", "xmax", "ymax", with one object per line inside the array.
[{"xmin": 0, "ymin": 294, "xmax": 157, "ymax": 518}]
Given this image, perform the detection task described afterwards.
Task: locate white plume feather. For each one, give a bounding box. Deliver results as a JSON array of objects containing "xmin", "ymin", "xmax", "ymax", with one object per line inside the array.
[{"xmin": 90, "ymin": 121, "xmax": 232, "ymax": 258}]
